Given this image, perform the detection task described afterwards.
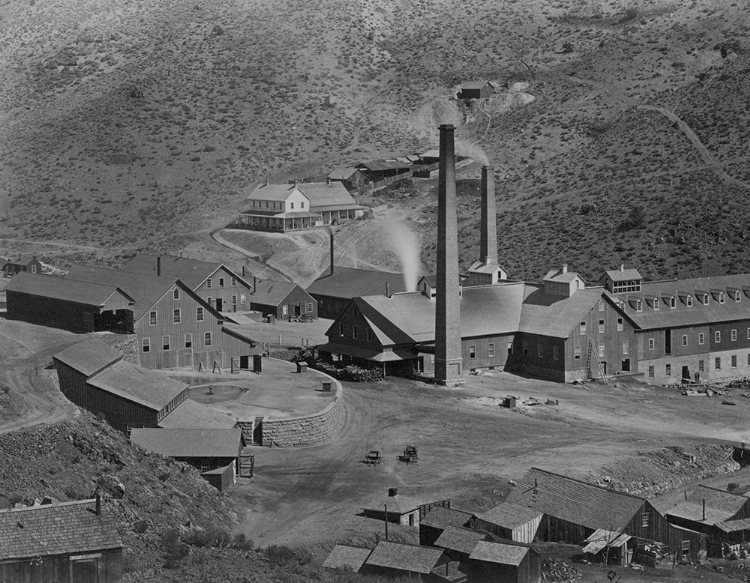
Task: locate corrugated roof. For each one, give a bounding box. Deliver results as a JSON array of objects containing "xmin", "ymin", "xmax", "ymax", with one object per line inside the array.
[
  {"xmin": 158, "ymin": 399, "xmax": 237, "ymax": 429},
  {"xmin": 365, "ymin": 541, "xmax": 445, "ymax": 574},
  {"xmin": 604, "ymin": 268, "xmax": 643, "ymax": 282},
  {"xmin": 474, "ymin": 502, "xmax": 543, "ymax": 529},
  {"xmin": 434, "ymin": 526, "xmax": 488, "ymax": 555},
  {"xmin": 469, "ymin": 541, "xmax": 528, "ymax": 566},
  {"xmin": 665, "ymin": 485, "xmax": 750, "ymax": 525},
  {"xmin": 5, "ymin": 272, "xmax": 133, "ymax": 308},
  {"xmin": 322, "ymin": 545, "xmax": 372, "ymax": 572},
  {"xmin": 505, "ymin": 468, "xmax": 646, "ymax": 531},
  {"xmin": 65, "ymin": 266, "xmax": 178, "ymax": 322},
  {"xmin": 421, "ymin": 507, "xmax": 472, "ymax": 529},
  {"xmin": 0, "ymin": 499, "xmax": 122, "ymax": 560},
  {"xmin": 607, "ymin": 275, "xmax": 750, "ymax": 330},
  {"xmin": 88, "ymin": 361, "xmax": 187, "ymax": 411},
  {"xmin": 130, "ymin": 428, "xmax": 244, "ymax": 458},
  {"xmin": 122, "ymin": 254, "xmax": 247, "ymax": 290},
  {"xmin": 250, "ymin": 279, "xmax": 300, "ymax": 306},
  {"xmin": 53, "ymin": 339, "xmax": 123, "ymax": 378},
  {"xmin": 307, "ymin": 267, "xmax": 409, "ymax": 299},
  {"xmin": 519, "ymin": 287, "xmax": 604, "ymax": 338},
  {"xmin": 359, "ymin": 160, "xmax": 412, "ymax": 172}
]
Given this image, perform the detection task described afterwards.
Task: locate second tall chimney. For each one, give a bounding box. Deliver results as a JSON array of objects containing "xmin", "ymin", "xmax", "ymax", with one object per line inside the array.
[
  {"xmin": 434, "ymin": 124, "xmax": 463, "ymax": 385},
  {"xmin": 329, "ymin": 230, "xmax": 335, "ymax": 276},
  {"xmin": 480, "ymin": 165, "xmax": 497, "ymax": 265},
  {"xmin": 157, "ymin": 256, "xmax": 161, "ymax": 277}
]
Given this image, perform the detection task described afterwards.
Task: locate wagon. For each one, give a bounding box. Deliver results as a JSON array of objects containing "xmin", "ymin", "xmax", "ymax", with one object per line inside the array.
[
  {"xmin": 364, "ymin": 450, "xmax": 382, "ymax": 465},
  {"xmin": 399, "ymin": 445, "xmax": 419, "ymax": 464}
]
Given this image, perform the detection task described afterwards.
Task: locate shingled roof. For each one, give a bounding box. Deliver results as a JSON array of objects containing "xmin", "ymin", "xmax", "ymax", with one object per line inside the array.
[
  {"xmin": 665, "ymin": 485, "xmax": 750, "ymax": 525},
  {"xmin": 130, "ymin": 428, "xmax": 244, "ymax": 458},
  {"xmin": 122, "ymin": 254, "xmax": 248, "ymax": 290},
  {"xmin": 5, "ymin": 273, "xmax": 134, "ymax": 308},
  {"xmin": 469, "ymin": 541, "xmax": 529, "ymax": 566},
  {"xmin": 250, "ymin": 279, "xmax": 300, "ymax": 306},
  {"xmin": 322, "ymin": 544, "xmax": 372, "ymax": 572},
  {"xmin": 421, "ymin": 507, "xmax": 473, "ymax": 529},
  {"xmin": 473, "ymin": 502, "xmax": 543, "ymax": 529},
  {"xmin": 505, "ymin": 468, "xmax": 646, "ymax": 532},
  {"xmin": 519, "ymin": 287, "xmax": 605, "ymax": 338},
  {"xmin": 307, "ymin": 266, "xmax": 408, "ymax": 299},
  {"xmin": 0, "ymin": 499, "xmax": 122, "ymax": 560},
  {"xmin": 434, "ymin": 526, "xmax": 489, "ymax": 555},
  {"xmin": 365, "ymin": 541, "xmax": 446, "ymax": 574},
  {"xmin": 53, "ymin": 339, "xmax": 123, "ymax": 378},
  {"xmin": 88, "ymin": 361, "xmax": 187, "ymax": 411}
]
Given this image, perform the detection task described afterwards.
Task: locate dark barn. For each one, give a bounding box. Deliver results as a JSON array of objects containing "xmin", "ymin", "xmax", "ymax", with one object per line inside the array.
[{"xmin": 249, "ymin": 278, "xmax": 317, "ymax": 321}]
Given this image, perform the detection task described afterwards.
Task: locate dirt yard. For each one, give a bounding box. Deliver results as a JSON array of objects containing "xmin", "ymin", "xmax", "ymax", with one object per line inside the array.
[{"xmin": 233, "ymin": 371, "xmax": 750, "ymax": 559}]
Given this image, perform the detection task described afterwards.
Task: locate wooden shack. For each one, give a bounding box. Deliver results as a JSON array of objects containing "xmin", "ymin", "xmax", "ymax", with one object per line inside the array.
[
  {"xmin": 471, "ymin": 502, "xmax": 543, "ymax": 544},
  {"xmin": 467, "ymin": 540, "xmax": 541, "ymax": 583}
]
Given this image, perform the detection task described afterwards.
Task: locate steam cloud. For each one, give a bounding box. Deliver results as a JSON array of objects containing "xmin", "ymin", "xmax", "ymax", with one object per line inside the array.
[{"xmin": 385, "ymin": 218, "xmax": 422, "ymax": 292}]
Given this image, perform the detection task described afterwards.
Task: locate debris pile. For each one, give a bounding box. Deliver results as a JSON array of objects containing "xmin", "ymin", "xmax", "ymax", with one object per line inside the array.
[{"xmin": 542, "ymin": 558, "xmax": 581, "ymax": 582}]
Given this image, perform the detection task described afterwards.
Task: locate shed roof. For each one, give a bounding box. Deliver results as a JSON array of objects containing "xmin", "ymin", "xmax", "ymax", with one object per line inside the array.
[
  {"xmin": 460, "ymin": 81, "xmax": 491, "ymax": 90},
  {"xmin": 715, "ymin": 518, "xmax": 750, "ymax": 533},
  {"xmin": 308, "ymin": 266, "xmax": 409, "ymax": 299},
  {"xmin": 322, "ymin": 544, "xmax": 372, "ymax": 572},
  {"xmin": 421, "ymin": 507, "xmax": 473, "ymax": 529},
  {"xmin": 505, "ymin": 468, "xmax": 646, "ymax": 531},
  {"xmin": 0, "ymin": 499, "xmax": 122, "ymax": 560},
  {"xmin": 88, "ymin": 361, "xmax": 187, "ymax": 411},
  {"xmin": 53, "ymin": 339, "xmax": 123, "ymax": 378},
  {"xmin": 469, "ymin": 541, "xmax": 528, "ymax": 566},
  {"xmin": 5, "ymin": 272, "xmax": 134, "ymax": 308},
  {"xmin": 158, "ymin": 399, "xmax": 238, "ymax": 429},
  {"xmin": 434, "ymin": 526, "xmax": 489, "ymax": 555},
  {"xmin": 582, "ymin": 529, "xmax": 631, "ymax": 554},
  {"xmin": 519, "ymin": 287, "xmax": 605, "ymax": 338},
  {"xmin": 665, "ymin": 485, "xmax": 750, "ymax": 525},
  {"xmin": 250, "ymin": 279, "xmax": 301, "ymax": 306},
  {"xmin": 130, "ymin": 428, "xmax": 244, "ymax": 458},
  {"xmin": 122, "ymin": 254, "xmax": 248, "ymax": 291},
  {"xmin": 474, "ymin": 502, "xmax": 543, "ymax": 529},
  {"xmin": 365, "ymin": 541, "xmax": 445, "ymax": 574}
]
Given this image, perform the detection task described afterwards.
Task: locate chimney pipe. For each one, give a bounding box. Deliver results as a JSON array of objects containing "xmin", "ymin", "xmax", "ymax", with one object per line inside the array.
[
  {"xmin": 388, "ymin": 488, "xmax": 398, "ymax": 497},
  {"xmin": 242, "ymin": 265, "xmax": 246, "ymax": 277},
  {"xmin": 703, "ymin": 499, "xmax": 706, "ymax": 521},
  {"xmin": 620, "ymin": 264, "xmax": 625, "ymax": 272},
  {"xmin": 253, "ymin": 275, "xmax": 257, "ymax": 292},
  {"xmin": 327, "ymin": 177, "xmax": 331, "ymax": 186},
  {"xmin": 384, "ymin": 504, "xmax": 389, "ymax": 541},
  {"xmin": 480, "ymin": 165, "xmax": 497, "ymax": 265},
  {"xmin": 562, "ymin": 264, "xmax": 568, "ymax": 274},
  {"xmin": 434, "ymin": 124, "xmax": 463, "ymax": 385},
  {"xmin": 386, "ymin": 282, "xmax": 391, "ymax": 298},
  {"xmin": 95, "ymin": 494, "xmax": 101, "ymax": 516},
  {"xmin": 157, "ymin": 256, "xmax": 161, "ymax": 277},
  {"xmin": 329, "ymin": 231, "xmax": 334, "ymax": 276}
]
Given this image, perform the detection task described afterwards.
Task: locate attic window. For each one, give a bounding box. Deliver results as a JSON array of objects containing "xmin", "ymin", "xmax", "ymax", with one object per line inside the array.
[
  {"xmin": 702, "ymin": 294, "xmax": 709, "ymax": 305},
  {"xmin": 719, "ymin": 292, "xmax": 725, "ymax": 304},
  {"xmin": 636, "ymin": 300, "xmax": 642, "ymax": 312},
  {"xmin": 735, "ymin": 291, "xmax": 742, "ymax": 302},
  {"xmin": 653, "ymin": 298, "xmax": 660, "ymax": 310},
  {"xmin": 669, "ymin": 296, "xmax": 676, "ymax": 309},
  {"xmin": 686, "ymin": 295, "xmax": 693, "ymax": 307}
]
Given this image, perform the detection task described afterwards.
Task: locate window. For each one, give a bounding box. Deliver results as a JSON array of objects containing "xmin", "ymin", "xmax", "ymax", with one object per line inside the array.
[
  {"xmin": 553, "ymin": 345, "xmax": 559, "ymax": 361},
  {"xmin": 622, "ymin": 341, "xmax": 629, "ymax": 355},
  {"xmin": 732, "ymin": 329, "xmax": 737, "ymax": 341},
  {"xmin": 470, "ymin": 345, "xmax": 476, "ymax": 359},
  {"xmin": 648, "ymin": 338, "xmax": 655, "ymax": 351},
  {"xmin": 698, "ymin": 332, "xmax": 704, "ymax": 345},
  {"xmin": 665, "ymin": 363, "xmax": 671, "ymax": 376},
  {"xmin": 748, "ymin": 353, "xmax": 750, "ymax": 366},
  {"xmin": 669, "ymin": 296, "xmax": 676, "ymax": 308},
  {"xmin": 648, "ymin": 365, "xmax": 654, "ymax": 378},
  {"xmin": 537, "ymin": 343, "xmax": 543, "ymax": 358},
  {"xmin": 736, "ymin": 291, "xmax": 742, "ymax": 302},
  {"xmin": 654, "ymin": 298, "xmax": 660, "ymax": 310},
  {"xmin": 732, "ymin": 355, "xmax": 738, "ymax": 368},
  {"xmin": 301, "ymin": 201, "xmax": 304, "ymax": 209},
  {"xmin": 682, "ymin": 335, "xmax": 688, "ymax": 347},
  {"xmin": 307, "ymin": 302, "xmax": 313, "ymax": 313},
  {"xmin": 353, "ymin": 325, "xmax": 358, "ymax": 339},
  {"xmin": 162, "ymin": 336, "xmax": 170, "ymax": 351},
  {"xmin": 173, "ymin": 309, "xmax": 181, "ymax": 324},
  {"xmin": 523, "ymin": 341, "xmax": 529, "ymax": 355},
  {"xmin": 241, "ymin": 294, "xmax": 246, "ymax": 304},
  {"xmin": 598, "ymin": 319, "xmax": 605, "ymax": 333},
  {"xmin": 31, "ymin": 265, "xmax": 37, "ymax": 274},
  {"xmin": 173, "ymin": 288, "xmax": 180, "ymax": 300},
  {"xmin": 206, "ymin": 296, "xmax": 212, "ymax": 306},
  {"xmin": 715, "ymin": 357, "xmax": 721, "ymax": 370},
  {"xmin": 204, "ymin": 332, "xmax": 212, "ymax": 347},
  {"xmin": 617, "ymin": 318, "xmax": 623, "ymax": 332},
  {"xmin": 699, "ymin": 360, "xmax": 704, "ymax": 372},
  {"xmin": 580, "ymin": 322, "xmax": 587, "ymax": 335},
  {"xmin": 715, "ymin": 331, "xmax": 721, "ymax": 343},
  {"xmin": 207, "ymin": 278, "xmax": 213, "ymax": 289},
  {"xmin": 642, "ymin": 513, "xmax": 650, "ymax": 528},
  {"xmin": 598, "ymin": 344, "xmax": 605, "ymax": 358},
  {"xmin": 149, "ymin": 311, "xmax": 157, "ymax": 326},
  {"xmin": 599, "ymin": 300, "xmax": 604, "ymax": 312},
  {"xmin": 574, "ymin": 346, "xmax": 581, "ymax": 360},
  {"xmin": 231, "ymin": 277, "xmax": 237, "ymax": 287},
  {"xmin": 367, "ymin": 329, "xmax": 372, "ymax": 342},
  {"xmin": 219, "ymin": 277, "xmax": 225, "ymax": 288},
  {"xmin": 232, "ymin": 294, "xmax": 237, "ymax": 306},
  {"xmin": 291, "ymin": 202, "xmax": 295, "ymax": 210},
  {"xmin": 185, "ymin": 333, "xmax": 192, "ymax": 348},
  {"xmin": 747, "ymin": 327, "xmax": 750, "ymax": 340},
  {"xmin": 636, "ymin": 300, "xmax": 643, "ymax": 312},
  {"xmin": 196, "ymin": 307, "xmax": 204, "ymax": 321},
  {"xmin": 142, "ymin": 338, "xmax": 150, "ymax": 353},
  {"xmin": 703, "ymin": 294, "xmax": 709, "ymax": 305},
  {"xmin": 719, "ymin": 292, "xmax": 725, "ymax": 304},
  {"xmin": 686, "ymin": 295, "xmax": 693, "ymax": 307},
  {"xmin": 508, "ymin": 342, "xmax": 514, "ymax": 355},
  {"xmin": 488, "ymin": 343, "xmax": 495, "ymax": 358},
  {"xmin": 339, "ymin": 323, "xmax": 344, "ymax": 336}
]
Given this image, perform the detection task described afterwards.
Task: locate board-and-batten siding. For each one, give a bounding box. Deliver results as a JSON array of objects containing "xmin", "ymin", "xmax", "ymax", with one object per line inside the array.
[
  {"xmin": 463, "ymin": 334, "xmax": 514, "ymax": 371},
  {"xmin": 195, "ymin": 266, "xmax": 253, "ymax": 312},
  {"xmin": 0, "ymin": 549, "xmax": 122, "ymax": 583},
  {"xmin": 470, "ymin": 515, "xmax": 542, "ymax": 544}
]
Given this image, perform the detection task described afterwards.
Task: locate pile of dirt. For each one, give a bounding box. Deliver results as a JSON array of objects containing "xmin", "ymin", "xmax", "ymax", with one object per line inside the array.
[{"xmin": 592, "ymin": 444, "xmax": 740, "ymax": 498}]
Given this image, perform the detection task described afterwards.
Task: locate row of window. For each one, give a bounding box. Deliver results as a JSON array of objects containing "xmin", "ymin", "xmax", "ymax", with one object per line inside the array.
[
  {"xmin": 580, "ymin": 318, "xmax": 624, "ymax": 335},
  {"xmin": 205, "ymin": 276, "xmax": 237, "ymax": 290},
  {"xmin": 647, "ymin": 354, "xmax": 750, "ymax": 377},
  {"xmin": 142, "ymin": 332, "xmax": 212, "ymax": 352},
  {"xmin": 628, "ymin": 290, "xmax": 743, "ymax": 312},
  {"xmin": 150, "ymin": 296, "xmax": 258, "ymax": 326},
  {"xmin": 339, "ymin": 324, "xmax": 373, "ymax": 342},
  {"xmin": 250, "ymin": 200, "xmax": 305, "ymax": 210},
  {"xmin": 647, "ymin": 328, "xmax": 750, "ymax": 350}
]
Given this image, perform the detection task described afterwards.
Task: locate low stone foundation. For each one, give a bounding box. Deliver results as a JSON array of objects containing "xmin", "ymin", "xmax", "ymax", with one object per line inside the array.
[{"xmin": 261, "ymin": 376, "xmax": 345, "ymax": 447}]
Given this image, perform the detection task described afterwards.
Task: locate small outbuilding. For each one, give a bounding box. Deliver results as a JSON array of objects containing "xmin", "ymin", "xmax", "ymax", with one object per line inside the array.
[
  {"xmin": 362, "ymin": 541, "xmax": 449, "ymax": 581},
  {"xmin": 457, "ymin": 81, "xmax": 494, "ymax": 100},
  {"xmin": 420, "ymin": 507, "xmax": 473, "ymax": 546},
  {"xmin": 0, "ymin": 498, "xmax": 123, "ymax": 583},
  {"xmin": 467, "ymin": 540, "xmax": 541, "ymax": 583},
  {"xmin": 470, "ymin": 502, "xmax": 543, "ymax": 543},
  {"xmin": 322, "ymin": 544, "xmax": 372, "ymax": 573},
  {"xmin": 248, "ymin": 278, "xmax": 317, "ymax": 321},
  {"xmin": 434, "ymin": 526, "xmax": 491, "ymax": 561},
  {"xmin": 2, "ymin": 255, "xmax": 43, "ymax": 277},
  {"xmin": 362, "ymin": 488, "xmax": 421, "ymax": 527}
]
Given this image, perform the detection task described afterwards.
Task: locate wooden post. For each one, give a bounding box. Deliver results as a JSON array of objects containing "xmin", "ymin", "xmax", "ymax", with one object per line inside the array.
[{"xmin": 384, "ymin": 504, "xmax": 389, "ymax": 541}]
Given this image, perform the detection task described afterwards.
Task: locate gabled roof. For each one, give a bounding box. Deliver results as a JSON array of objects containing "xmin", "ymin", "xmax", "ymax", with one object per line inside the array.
[
  {"xmin": 327, "ymin": 167, "xmax": 362, "ymax": 181},
  {"xmin": 88, "ymin": 361, "xmax": 187, "ymax": 411},
  {"xmin": 3, "ymin": 255, "xmax": 40, "ymax": 267},
  {"xmin": 469, "ymin": 541, "xmax": 529, "ymax": 566},
  {"xmin": 604, "ymin": 268, "xmax": 643, "ymax": 282},
  {"xmin": 665, "ymin": 485, "xmax": 750, "ymax": 525},
  {"xmin": 519, "ymin": 287, "xmax": 605, "ymax": 338},
  {"xmin": 158, "ymin": 399, "xmax": 237, "ymax": 429},
  {"xmin": 308, "ymin": 266, "xmax": 409, "ymax": 299},
  {"xmin": 5, "ymin": 273, "xmax": 134, "ymax": 308},
  {"xmin": 607, "ymin": 275, "xmax": 750, "ymax": 330},
  {"xmin": 296, "ymin": 182, "xmax": 360, "ymax": 210},
  {"xmin": 505, "ymin": 468, "xmax": 646, "ymax": 532},
  {"xmin": 130, "ymin": 428, "xmax": 244, "ymax": 458},
  {"xmin": 544, "ymin": 267, "xmax": 584, "ymax": 284},
  {"xmin": 460, "ymin": 80, "xmax": 491, "ymax": 90},
  {"xmin": 473, "ymin": 502, "xmax": 543, "ymax": 529},
  {"xmin": 421, "ymin": 507, "xmax": 473, "ymax": 529},
  {"xmin": 358, "ymin": 160, "xmax": 412, "ymax": 172},
  {"xmin": 250, "ymin": 279, "xmax": 302, "ymax": 306},
  {"xmin": 434, "ymin": 526, "xmax": 489, "ymax": 555},
  {"xmin": 53, "ymin": 339, "xmax": 123, "ymax": 378},
  {"xmin": 363, "ymin": 491, "xmax": 419, "ymax": 515},
  {"xmin": 365, "ymin": 541, "xmax": 445, "ymax": 574},
  {"xmin": 246, "ymin": 183, "xmax": 311, "ymax": 203},
  {"xmin": 122, "ymin": 254, "xmax": 247, "ymax": 290},
  {"xmin": 0, "ymin": 499, "xmax": 122, "ymax": 560},
  {"xmin": 322, "ymin": 544, "xmax": 372, "ymax": 572}
]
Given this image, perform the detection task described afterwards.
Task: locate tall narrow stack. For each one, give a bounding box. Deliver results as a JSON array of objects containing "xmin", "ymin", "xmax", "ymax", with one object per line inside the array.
[{"xmin": 480, "ymin": 164, "xmax": 497, "ymax": 265}]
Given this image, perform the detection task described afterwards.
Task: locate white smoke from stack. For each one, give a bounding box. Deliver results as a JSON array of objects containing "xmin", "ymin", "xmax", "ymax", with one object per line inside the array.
[
  {"xmin": 385, "ymin": 219, "xmax": 421, "ymax": 292},
  {"xmin": 455, "ymin": 138, "xmax": 489, "ymax": 166}
]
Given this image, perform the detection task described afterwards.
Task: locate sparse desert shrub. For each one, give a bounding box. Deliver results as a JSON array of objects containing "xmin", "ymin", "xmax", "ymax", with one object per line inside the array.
[
  {"xmin": 161, "ymin": 528, "xmax": 189, "ymax": 568},
  {"xmin": 264, "ymin": 545, "xmax": 313, "ymax": 567},
  {"xmin": 232, "ymin": 533, "xmax": 254, "ymax": 551}
]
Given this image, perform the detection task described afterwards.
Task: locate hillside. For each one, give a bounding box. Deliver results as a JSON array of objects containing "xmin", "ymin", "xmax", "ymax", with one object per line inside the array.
[{"xmin": 1, "ymin": 0, "xmax": 749, "ymax": 280}]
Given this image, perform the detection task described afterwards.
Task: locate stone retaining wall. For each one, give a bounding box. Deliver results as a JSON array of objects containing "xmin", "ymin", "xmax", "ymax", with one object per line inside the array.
[{"xmin": 261, "ymin": 376, "xmax": 345, "ymax": 447}]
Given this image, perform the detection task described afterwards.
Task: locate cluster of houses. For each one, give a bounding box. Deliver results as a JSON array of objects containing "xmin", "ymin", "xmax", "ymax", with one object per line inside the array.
[{"xmin": 324, "ymin": 468, "xmax": 750, "ymax": 582}]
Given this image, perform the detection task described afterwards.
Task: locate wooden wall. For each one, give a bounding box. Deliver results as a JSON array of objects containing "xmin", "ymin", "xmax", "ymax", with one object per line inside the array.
[
  {"xmin": 0, "ymin": 549, "xmax": 122, "ymax": 583},
  {"xmin": 7, "ymin": 291, "xmax": 98, "ymax": 332}
]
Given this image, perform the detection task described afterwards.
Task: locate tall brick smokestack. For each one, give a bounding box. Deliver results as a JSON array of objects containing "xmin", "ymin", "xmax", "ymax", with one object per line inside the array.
[
  {"xmin": 480, "ymin": 165, "xmax": 497, "ymax": 265},
  {"xmin": 435, "ymin": 124, "xmax": 463, "ymax": 385}
]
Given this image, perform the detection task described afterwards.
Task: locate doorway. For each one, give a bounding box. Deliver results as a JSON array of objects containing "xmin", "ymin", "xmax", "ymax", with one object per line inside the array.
[{"xmin": 216, "ymin": 298, "xmax": 223, "ymax": 311}]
